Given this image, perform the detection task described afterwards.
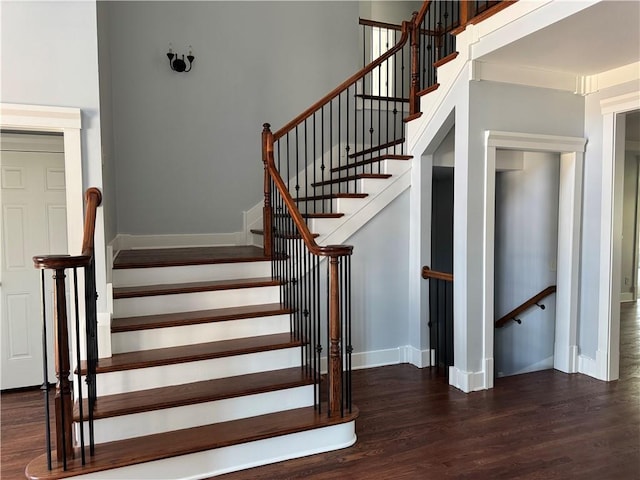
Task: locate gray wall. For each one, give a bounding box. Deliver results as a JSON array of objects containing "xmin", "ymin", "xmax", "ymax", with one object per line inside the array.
[
  {"xmin": 1, "ymin": 0, "xmax": 103, "ymax": 199},
  {"xmin": 494, "ymin": 152, "xmax": 560, "ymax": 377},
  {"xmin": 102, "ymin": 1, "xmax": 364, "ymax": 235},
  {"xmin": 97, "ymin": 1, "xmax": 118, "ymax": 245},
  {"xmin": 621, "ymin": 152, "xmax": 639, "ymax": 297},
  {"xmin": 348, "ymin": 190, "xmax": 410, "ymax": 354}
]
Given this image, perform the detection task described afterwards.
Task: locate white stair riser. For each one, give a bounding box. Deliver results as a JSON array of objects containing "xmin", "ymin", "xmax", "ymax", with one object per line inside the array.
[
  {"xmin": 112, "ymin": 314, "xmax": 291, "ymax": 353},
  {"xmin": 114, "ymin": 286, "xmax": 280, "ymax": 317},
  {"xmin": 87, "ymin": 347, "xmax": 301, "ymax": 397},
  {"xmin": 80, "ymin": 385, "xmax": 314, "ymax": 444},
  {"xmin": 70, "ymin": 421, "xmax": 356, "ymax": 480},
  {"xmin": 113, "ymin": 262, "xmax": 271, "ymax": 288}
]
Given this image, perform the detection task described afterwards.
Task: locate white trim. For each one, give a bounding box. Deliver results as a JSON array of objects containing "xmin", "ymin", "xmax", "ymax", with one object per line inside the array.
[
  {"xmin": 319, "ymin": 346, "xmax": 432, "ymax": 373},
  {"xmin": 0, "ymin": 103, "xmax": 84, "ymax": 258},
  {"xmin": 472, "ymin": 60, "xmax": 577, "ymax": 93},
  {"xmin": 578, "ymin": 354, "xmax": 597, "ymax": 378},
  {"xmin": 580, "ymin": 62, "xmax": 640, "ymax": 96},
  {"xmin": 484, "ymin": 131, "xmax": 586, "ymax": 379},
  {"xmin": 598, "ymin": 91, "xmax": 640, "ymax": 381},
  {"xmin": 448, "ymin": 365, "xmax": 486, "ymax": 393}
]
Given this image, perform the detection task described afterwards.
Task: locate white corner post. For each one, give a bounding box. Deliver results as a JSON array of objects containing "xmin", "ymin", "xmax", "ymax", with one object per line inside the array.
[{"xmin": 597, "ymin": 92, "xmax": 640, "ymax": 381}]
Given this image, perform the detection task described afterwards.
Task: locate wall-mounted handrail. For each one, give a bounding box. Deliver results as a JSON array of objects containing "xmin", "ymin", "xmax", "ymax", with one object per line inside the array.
[
  {"xmin": 32, "ymin": 187, "xmax": 102, "ymax": 471},
  {"xmin": 495, "ymin": 285, "xmax": 557, "ymax": 328},
  {"xmin": 422, "ymin": 265, "xmax": 453, "ymax": 282}
]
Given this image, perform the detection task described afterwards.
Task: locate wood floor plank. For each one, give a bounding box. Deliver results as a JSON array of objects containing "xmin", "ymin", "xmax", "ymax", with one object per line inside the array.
[
  {"xmin": 5, "ymin": 303, "xmax": 638, "ymax": 480},
  {"xmin": 79, "ymin": 333, "xmax": 303, "ymax": 373},
  {"xmin": 74, "ymin": 367, "xmax": 313, "ymax": 420},
  {"xmin": 113, "ymin": 245, "xmax": 268, "ymax": 269},
  {"xmin": 112, "ymin": 302, "xmax": 292, "ymax": 332}
]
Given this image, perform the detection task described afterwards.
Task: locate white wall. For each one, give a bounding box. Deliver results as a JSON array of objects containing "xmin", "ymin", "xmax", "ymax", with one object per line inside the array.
[
  {"xmin": 494, "ymin": 152, "xmax": 560, "ymax": 377},
  {"xmin": 102, "ymin": 1, "xmax": 364, "ymax": 236},
  {"xmin": 0, "ymin": 0, "xmax": 109, "ymax": 314}
]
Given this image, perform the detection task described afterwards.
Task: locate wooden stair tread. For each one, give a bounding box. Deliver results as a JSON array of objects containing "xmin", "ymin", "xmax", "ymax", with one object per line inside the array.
[
  {"xmin": 354, "ymin": 93, "xmax": 409, "ymax": 103},
  {"xmin": 312, "ymin": 173, "xmax": 392, "ymax": 187},
  {"xmin": 295, "ymin": 193, "xmax": 368, "ymax": 202},
  {"xmin": 112, "ymin": 302, "xmax": 293, "ymax": 332},
  {"xmin": 26, "ymin": 405, "xmax": 359, "ymax": 480},
  {"xmin": 330, "ymin": 154, "xmax": 412, "ymax": 173},
  {"xmin": 81, "ymin": 333, "xmax": 303, "ymax": 374},
  {"xmin": 113, "ymin": 276, "xmax": 280, "ymax": 299},
  {"xmin": 113, "ymin": 245, "xmax": 268, "ymax": 269},
  {"xmin": 251, "ymin": 228, "xmax": 320, "ymax": 239},
  {"xmin": 74, "ymin": 367, "xmax": 313, "ymax": 421},
  {"xmin": 348, "ymin": 138, "xmax": 404, "ymax": 159}
]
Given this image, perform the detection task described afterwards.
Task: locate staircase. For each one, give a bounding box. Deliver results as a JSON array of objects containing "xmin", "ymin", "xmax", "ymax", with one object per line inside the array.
[
  {"xmin": 27, "ymin": 246, "xmax": 357, "ymax": 479},
  {"xmin": 26, "ymin": 2, "xmax": 516, "ymax": 478}
]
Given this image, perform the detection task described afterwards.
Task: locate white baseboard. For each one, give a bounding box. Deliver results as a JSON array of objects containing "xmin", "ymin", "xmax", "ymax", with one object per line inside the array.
[
  {"xmin": 448, "ymin": 365, "xmax": 488, "ymax": 393},
  {"xmin": 578, "ymin": 354, "xmax": 597, "ymax": 378},
  {"xmin": 111, "ymin": 232, "xmax": 246, "ymax": 251},
  {"xmin": 319, "ymin": 346, "xmax": 432, "ymax": 373}
]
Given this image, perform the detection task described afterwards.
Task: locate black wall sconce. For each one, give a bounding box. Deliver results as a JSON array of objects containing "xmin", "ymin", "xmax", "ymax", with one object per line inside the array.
[{"xmin": 167, "ymin": 44, "xmax": 194, "ymax": 73}]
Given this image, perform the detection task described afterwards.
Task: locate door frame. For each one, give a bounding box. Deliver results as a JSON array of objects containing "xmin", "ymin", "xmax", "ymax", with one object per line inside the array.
[
  {"xmin": 597, "ymin": 92, "xmax": 640, "ymax": 381},
  {"xmin": 0, "ymin": 103, "xmax": 84, "ymax": 255},
  {"xmin": 483, "ymin": 131, "xmax": 587, "ymax": 384}
]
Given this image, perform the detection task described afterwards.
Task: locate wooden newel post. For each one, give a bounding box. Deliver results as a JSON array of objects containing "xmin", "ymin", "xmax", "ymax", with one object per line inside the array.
[
  {"xmin": 409, "ymin": 12, "xmax": 420, "ymax": 116},
  {"xmin": 328, "ymin": 255, "xmax": 342, "ymax": 417},
  {"xmin": 460, "ymin": 1, "xmax": 470, "ymax": 28},
  {"xmin": 262, "ymin": 123, "xmax": 273, "ymax": 259},
  {"xmin": 52, "ymin": 268, "xmax": 74, "ymax": 461}
]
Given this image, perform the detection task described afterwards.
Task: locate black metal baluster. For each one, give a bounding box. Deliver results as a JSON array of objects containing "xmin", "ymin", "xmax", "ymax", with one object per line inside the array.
[
  {"xmin": 72, "ymin": 268, "xmax": 86, "ymax": 465},
  {"xmin": 40, "ymin": 270, "xmax": 52, "ymax": 471}
]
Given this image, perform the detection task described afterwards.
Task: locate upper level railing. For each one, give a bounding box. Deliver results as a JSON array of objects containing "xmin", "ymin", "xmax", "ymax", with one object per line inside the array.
[{"xmin": 32, "ymin": 187, "xmax": 102, "ymax": 471}]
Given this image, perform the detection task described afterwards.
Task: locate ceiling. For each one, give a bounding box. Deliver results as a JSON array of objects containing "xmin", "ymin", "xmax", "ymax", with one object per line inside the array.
[{"xmin": 476, "ymin": 1, "xmax": 640, "ymax": 76}]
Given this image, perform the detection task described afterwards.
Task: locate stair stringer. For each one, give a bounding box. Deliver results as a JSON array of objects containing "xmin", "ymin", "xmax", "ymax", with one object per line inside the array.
[{"xmin": 316, "ymin": 165, "xmax": 411, "ymax": 247}]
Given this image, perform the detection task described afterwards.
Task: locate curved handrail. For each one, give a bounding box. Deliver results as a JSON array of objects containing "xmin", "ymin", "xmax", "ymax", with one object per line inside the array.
[
  {"xmin": 422, "ymin": 266, "xmax": 453, "ymax": 282},
  {"xmin": 495, "ymin": 285, "xmax": 557, "ymax": 328},
  {"xmin": 263, "ymin": 124, "xmax": 352, "ymax": 258},
  {"xmin": 33, "ymin": 188, "xmax": 102, "ymax": 270}
]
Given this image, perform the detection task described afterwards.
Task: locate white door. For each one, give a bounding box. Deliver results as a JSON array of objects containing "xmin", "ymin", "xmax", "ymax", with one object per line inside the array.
[{"xmin": 1, "ymin": 132, "xmax": 67, "ymax": 389}]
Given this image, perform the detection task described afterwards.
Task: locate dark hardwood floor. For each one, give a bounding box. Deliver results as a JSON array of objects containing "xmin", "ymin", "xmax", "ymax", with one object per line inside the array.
[{"xmin": 3, "ymin": 303, "xmax": 638, "ymax": 479}]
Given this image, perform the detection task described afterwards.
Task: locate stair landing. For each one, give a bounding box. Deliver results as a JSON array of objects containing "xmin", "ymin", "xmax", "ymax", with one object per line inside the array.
[{"xmin": 114, "ymin": 245, "xmax": 268, "ymax": 269}]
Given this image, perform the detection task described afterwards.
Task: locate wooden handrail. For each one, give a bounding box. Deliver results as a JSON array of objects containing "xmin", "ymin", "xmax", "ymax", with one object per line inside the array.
[
  {"xmin": 422, "ymin": 266, "xmax": 453, "ymax": 282},
  {"xmin": 263, "ymin": 124, "xmax": 352, "ymax": 258},
  {"xmin": 31, "ymin": 187, "xmax": 102, "ymax": 468},
  {"xmin": 359, "ymin": 17, "xmax": 402, "ymax": 32},
  {"xmin": 495, "ymin": 285, "xmax": 557, "ymax": 328}
]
